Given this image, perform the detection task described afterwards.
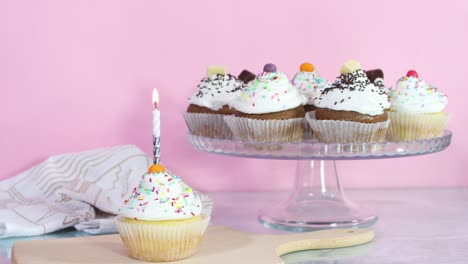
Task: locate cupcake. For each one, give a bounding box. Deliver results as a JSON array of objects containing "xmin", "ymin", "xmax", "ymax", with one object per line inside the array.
[
  {"xmin": 291, "ymin": 62, "xmax": 332, "ymax": 139},
  {"xmin": 115, "ymin": 164, "xmax": 211, "ymax": 262},
  {"xmin": 225, "ymin": 63, "xmax": 306, "ymax": 143},
  {"xmin": 184, "ymin": 65, "xmax": 248, "ymax": 139},
  {"xmin": 366, "ymin": 69, "xmax": 389, "ymax": 93},
  {"xmin": 307, "ymin": 60, "xmax": 391, "ymax": 143},
  {"xmin": 292, "ymin": 62, "xmax": 332, "ymax": 112},
  {"xmin": 388, "ymin": 70, "xmax": 449, "ymax": 141}
]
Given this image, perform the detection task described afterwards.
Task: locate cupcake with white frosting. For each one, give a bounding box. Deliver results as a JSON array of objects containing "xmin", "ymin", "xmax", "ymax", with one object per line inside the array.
[
  {"xmin": 292, "ymin": 62, "xmax": 332, "ymax": 139},
  {"xmin": 307, "ymin": 59, "xmax": 391, "ymax": 143},
  {"xmin": 225, "ymin": 63, "xmax": 306, "ymax": 143},
  {"xmin": 292, "ymin": 62, "xmax": 332, "ymax": 112},
  {"xmin": 184, "ymin": 65, "xmax": 247, "ymax": 139},
  {"xmin": 115, "ymin": 164, "xmax": 212, "ymax": 262},
  {"xmin": 388, "ymin": 70, "xmax": 449, "ymax": 141}
]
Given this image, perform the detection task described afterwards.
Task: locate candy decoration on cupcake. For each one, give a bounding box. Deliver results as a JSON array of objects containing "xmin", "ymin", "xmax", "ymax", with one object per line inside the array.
[
  {"xmin": 206, "ymin": 65, "xmax": 226, "ymax": 78},
  {"xmin": 299, "ymin": 62, "xmax": 315, "ymax": 72},
  {"xmin": 340, "ymin": 59, "xmax": 361, "ymax": 74},
  {"xmin": 238, "ymin": 69, "xmax": 256, "ymax": 84},
  {"xmin": 406, "ymin": 70, "xmax": 419, "ymax": 78},
  {"xmin": 148, "ymin": 164, "xmax": 166, "ymax": 173},
  {"xmin": 263, "ymin": 63, "xmax": 277, "ymax": 73},
  {"xmin": 365, "ymin": 69, "xmax": 387, "ymax": 93}
]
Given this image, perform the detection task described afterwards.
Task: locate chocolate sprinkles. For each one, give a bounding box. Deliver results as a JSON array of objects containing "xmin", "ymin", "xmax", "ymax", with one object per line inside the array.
[{"xmin": 195, "ymin": 74, "xmax": 244, "ymax": 98}]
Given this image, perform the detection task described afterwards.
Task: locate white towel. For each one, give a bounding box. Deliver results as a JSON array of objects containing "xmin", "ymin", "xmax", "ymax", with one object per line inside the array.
[{"xmin": 0, "ymin": 145, "xmax": 151, "ymax": 239}]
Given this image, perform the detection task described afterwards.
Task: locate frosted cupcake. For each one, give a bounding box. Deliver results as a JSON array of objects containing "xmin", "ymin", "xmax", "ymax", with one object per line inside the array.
[
  {"xmin": 292, "ymin": 62, "xmax": 332, "ymax": 139},
  {"xmin": 115, "ymin": 164, "xmax": 211, "ymax": 262},
  {"xmin": 307, "ymin": 60, "xmax": 391, "ymax": 143},
  {"xmin": 184, "ymin": 65, "xmax": 247, "ymax": 139},
  {"xmin": 292, "ymin": 62, "xmax": 332, "ymax": 112},
  {"xmin": 388, "ymin": 70, "xmax": 449, "ymax": 141},
  {"xmin": 225, "ymin": 63, "xmax": 306, "ymax": 143}
]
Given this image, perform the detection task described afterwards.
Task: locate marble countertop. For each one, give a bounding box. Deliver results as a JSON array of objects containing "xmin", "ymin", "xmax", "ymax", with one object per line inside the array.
[{"xmin": 2, "ymin": 188, "xmax": 468, "ymax": 264}]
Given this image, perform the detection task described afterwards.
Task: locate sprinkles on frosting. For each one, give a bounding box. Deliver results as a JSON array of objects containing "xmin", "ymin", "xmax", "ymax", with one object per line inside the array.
[
  {"xmin": 389, "ymin": 75, "xmax": 447, "ymax": 113},
  {"xmin": 292, "ymin": 70, "xmax": 332, "ymax": 105},
  {"xmin": 231, "ymin": 63, "xmax": 306, "ymax": 114},
  {"xmin": 194, "ymin": 74, "xmax": 244, "ymax": 99},
  {"xmin": 120, "ymin": 168, "xmax": 202, "ymax": 221},
  {"xmin": 318, "ymin": 69, "xmax": 389, "ymax": 112}
]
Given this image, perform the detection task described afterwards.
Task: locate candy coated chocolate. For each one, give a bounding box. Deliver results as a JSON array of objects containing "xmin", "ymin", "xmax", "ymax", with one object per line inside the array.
[
  {"xmin": 263, "ymin": 63, "xmax": 277, "ymax": 73},
  {"xmin": 406, "ymin": 70, "xmax": 419, "ymax": 78},
  {"xmin": 300, "ymin": 62, "xmax": 315, "ymax": 72}
]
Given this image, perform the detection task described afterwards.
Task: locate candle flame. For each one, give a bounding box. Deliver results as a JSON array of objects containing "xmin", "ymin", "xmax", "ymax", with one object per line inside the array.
[{"xmin": 152, "ymin": 88, "xmax": 159, "ymax": 107}]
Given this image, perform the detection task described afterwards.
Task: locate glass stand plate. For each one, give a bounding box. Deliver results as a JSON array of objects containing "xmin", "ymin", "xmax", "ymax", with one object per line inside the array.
[
  {"xmin": 188, "ymin": 130, "xmax": 452, "ymax": 160},
  {"xmin": 187, "ymin": 131, "xmax": 452, "ymax": 231}
]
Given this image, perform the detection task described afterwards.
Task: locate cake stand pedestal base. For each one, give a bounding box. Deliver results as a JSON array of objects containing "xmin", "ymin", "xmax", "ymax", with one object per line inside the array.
[{"xmin": 258, "ymin": 160, "xmax": 378, "ymax": 232}]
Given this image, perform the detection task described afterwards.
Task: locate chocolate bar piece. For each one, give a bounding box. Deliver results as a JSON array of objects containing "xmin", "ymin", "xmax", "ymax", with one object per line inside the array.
[
  {"xmin": 365, "ymin": 69, "xmax": 384, "ymax": 83},
  {"xmin": 238, "ymin": 70, "xmax": 256, "ymax": 84}
]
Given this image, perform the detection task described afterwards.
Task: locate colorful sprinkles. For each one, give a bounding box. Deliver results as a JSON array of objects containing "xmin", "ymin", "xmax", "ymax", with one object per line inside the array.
[
  {"xmin": 291, "ymin": 69, "xmax": 332, "ymax": 104},
  {"xmin": 121, "ymin": 168, "xmax": 201, "ymax": 220},
  {"xmin": 389, "ymin": 75, "xmax": 447, "ymax": 111}
]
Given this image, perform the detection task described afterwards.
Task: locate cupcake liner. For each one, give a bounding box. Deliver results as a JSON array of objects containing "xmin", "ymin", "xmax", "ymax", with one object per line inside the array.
[
  {"xmin": 196, "ymin": 191, "xmax": 214, "ymax": 217},
  {"xmin": 302, "ymin": 116, "xmax": 314, "ymax": 140},
  {"xmin": 115, "ymin": 215, "xmax": 210, "ymax": 262},
  {"xmin": 388, "ymin": 112, "xmax": 449, "ymax": 141},
  {"xmin": 224, "ymin": 116, "xmax": 304, "ymax": 143},
  {"xmin": 183, "ymin": 112, "xmax": 233, "ymax": 139},
  {"xmin": 306, "ymin": 112, "xmax": 390, "ymax": 143}
]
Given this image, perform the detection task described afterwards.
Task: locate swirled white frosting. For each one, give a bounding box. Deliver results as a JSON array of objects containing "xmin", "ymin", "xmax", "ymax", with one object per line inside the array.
[
  {"xmin": 233, "ymin": 71, "xmax": 306, "ymax": 114},
  {"xmin": 389, "ymin": 76, "xmax": 448, "ymax": 114},
  {"xmin": 189, "ymin": 74, "xmax": 244, "ymax": 111},
  {"xmin": 315, "ymin": 69, "xmax": 390, "ymax": 116},
  {"xmin": 120, "ymin": 168, "xmax": 202, "ymax": 221},
  {"xmin": 292, "ymin": 70, "xmax": 332, "ymax": 105}
]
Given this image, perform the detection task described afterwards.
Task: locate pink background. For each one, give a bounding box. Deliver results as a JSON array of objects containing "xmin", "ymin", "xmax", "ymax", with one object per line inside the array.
[{"xmin": 1, "ymin": 0, "xmax": 467, "ymax": 191}]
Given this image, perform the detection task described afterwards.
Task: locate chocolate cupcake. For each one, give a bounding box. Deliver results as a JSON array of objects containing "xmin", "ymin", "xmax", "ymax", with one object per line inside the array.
[
  {"xmin": 184, "ymin": 66, "xmax": 246, "ymax": 139},
  {"xmin": 307, "ymin": 60, "xmax": 391, "ymax": 143},
  {"xmin": 225, "ymin": 63, "xmax": 306, "ymax": 143}
]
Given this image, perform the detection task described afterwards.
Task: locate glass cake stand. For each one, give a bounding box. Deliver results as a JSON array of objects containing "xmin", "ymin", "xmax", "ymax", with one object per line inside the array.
[{"xmin": 187, "ymin": 130, "xmax": 452, "ymax": 232}]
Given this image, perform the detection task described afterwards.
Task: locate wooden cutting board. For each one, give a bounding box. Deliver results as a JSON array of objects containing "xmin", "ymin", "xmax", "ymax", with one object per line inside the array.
[{"xmin": 12, "ymin": 226, "xmax": 374, "ymax": 264}]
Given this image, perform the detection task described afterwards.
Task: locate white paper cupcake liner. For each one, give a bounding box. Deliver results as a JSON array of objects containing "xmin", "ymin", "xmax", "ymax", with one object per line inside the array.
[
  {"xmin": 115, "ymin": 215, "xmax": 210, "ymax": 262},
  {"xmin": 183, "ymin": 112, "xmax": 233, "ymax": 139},
  {"xmin": 306, "ymin": 112, "xmax": 390, "ymax": 143},
  {"xmin": 302, "ymin": 116, "xmax": 314, "ymax": 140},
  {"xmin": 196, "ymin": 191, "xmax": 213, "ymax": 217},
  {"xmin": 224, "ymin": 116, "xmax": 304, "ymax": 143},
  {"xmin": 388, "ymin": 112, "xmax": 449, "ymax": 141}
]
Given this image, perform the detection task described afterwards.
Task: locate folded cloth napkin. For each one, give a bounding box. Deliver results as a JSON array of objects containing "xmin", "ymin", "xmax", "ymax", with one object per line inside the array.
[{"xmin": 0, "ymin": 145, "xmax": 151, "ymax": 239}]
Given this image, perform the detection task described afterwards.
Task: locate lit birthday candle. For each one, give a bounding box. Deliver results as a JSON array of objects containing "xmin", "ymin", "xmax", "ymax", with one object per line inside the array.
[{"xmin": 152, "ymin": 88, "xmax": 161, "ymax": 164}]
